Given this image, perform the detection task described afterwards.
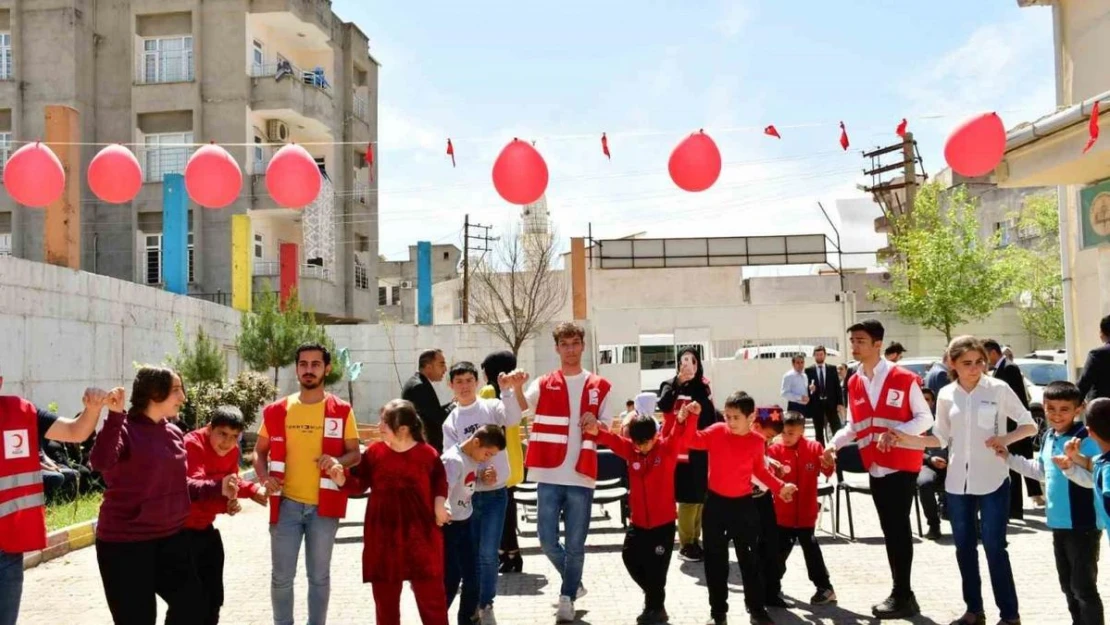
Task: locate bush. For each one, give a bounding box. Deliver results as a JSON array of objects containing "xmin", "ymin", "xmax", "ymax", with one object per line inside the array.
[
  {"xmin": 177, "ymin": 371, "xmax": 277, "ymax": 432},
  {"xmin": 167, "ymin": 323, "xmax": 227, "ymax": 385}
]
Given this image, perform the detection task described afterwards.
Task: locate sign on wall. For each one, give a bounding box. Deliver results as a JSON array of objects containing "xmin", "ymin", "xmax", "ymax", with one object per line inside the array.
[
  {"xmin": 596, "ymin": 234, "xmax": 829, "ymax": 269},
  {"xmin": 1080, "ymin": 179, "xmax": 1110, "ymax": 249}
]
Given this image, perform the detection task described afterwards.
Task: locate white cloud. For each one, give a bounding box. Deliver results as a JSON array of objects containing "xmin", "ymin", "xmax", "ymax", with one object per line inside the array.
[{"xmin": 714, "ymin": 1, "xmax": 751, "ymax": 39}]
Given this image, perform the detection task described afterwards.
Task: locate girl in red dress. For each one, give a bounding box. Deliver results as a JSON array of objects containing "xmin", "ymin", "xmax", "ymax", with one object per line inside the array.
[{"xmin": 337, "ymin": 399, "xmax": 450, "ymax": 625}]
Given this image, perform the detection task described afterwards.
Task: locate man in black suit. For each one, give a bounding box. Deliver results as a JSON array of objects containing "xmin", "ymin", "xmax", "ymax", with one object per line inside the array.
[
  {"xmin": 805, "ymin": 345, "xmax": 842, "ymax": 445},
  {"xmin": 984, "ymin": 338, "xmax": 1043, "ymax": 517},
  {"xmin": 401, "ymin": 348, "xmax": 448, "ymax": 452},
  {"xmin": 1077, "ymin": 314, "xmax": 1110, "ymax": 401}
]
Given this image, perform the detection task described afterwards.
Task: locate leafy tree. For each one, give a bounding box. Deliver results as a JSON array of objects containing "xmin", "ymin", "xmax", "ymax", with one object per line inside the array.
[
  {"xmin": 870, "ymin": 182, "xmax": 1019, "ymax": 342},
  {"xmin": 236, "ymin": 285, "xmax": 316, "ymax": 386},
  {"xmin": 1006, "ymin": 194, "xmax": 1065, "ymax": 345},
  {"xmin": 167, "ymin": 322, "xmax": 227, "ymax": 385},
  {"xmin": 177, "ymin": 371, "xmax": 278, "ymax": 432}
]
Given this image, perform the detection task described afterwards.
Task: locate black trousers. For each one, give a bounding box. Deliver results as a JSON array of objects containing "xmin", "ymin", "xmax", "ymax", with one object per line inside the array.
[
  {"xmin": 754, "ymin": 493, "xmax": 783, "ymax": 601},
  {"xmin": 444, "ymin": 519, "xmax": 479, "ymax": 625},
  {"xmin": 622, "ymin": 522, "xmax": 676, "ymax": 611},
  {"xmin": 1053, "ymin": 529, "xmax": 1104, "ymax": 625},
  {"xmin": 777, "ymin": 528, "xmax": 832, "ymax": 591},
  {"xmin": 95, "ymin": 531, "xmax": 204, "ymax": 625},
  {"xmin": 703, "ymin": 492, "xmax": 764, "ymax": 616},
  {"xmin": 808, "ymin": 402, "xmax": 842, "ymax": 447},
  {"xmin": 500, "ymin": 486, "xmax": 520, "ymax": 554},
  {"xmin": 917, "ymin": 466, "xmax": 947, "ymax": 527},
  {"xmin": 870, "ymin": 471, "xmax": 918, "ymax": 600},
  {"xmin": 184, "ymin": 526, "xmax": 224, "ymax": 625}
]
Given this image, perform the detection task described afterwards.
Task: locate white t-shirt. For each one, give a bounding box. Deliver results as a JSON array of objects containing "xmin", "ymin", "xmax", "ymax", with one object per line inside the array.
[
  {"xmin": 442, "ymin": 444, "xmax": 479, "ymax": 522},
  {"xmin": 524, "ymin": 370, "xmax": 616, "ymax": 489},
  {"xmin": 442, "ymin": 390, "xmax": 522, "ymax": 491}
]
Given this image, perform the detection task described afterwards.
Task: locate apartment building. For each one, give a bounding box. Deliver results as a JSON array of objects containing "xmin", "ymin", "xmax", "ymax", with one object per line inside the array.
[
  {"xmin": 378, "ymin": 243, "xmax": 462, "ymax": 323},
  {"xmin": 0, "ymin": 0, "xmax": 379, "ymax": 322}
]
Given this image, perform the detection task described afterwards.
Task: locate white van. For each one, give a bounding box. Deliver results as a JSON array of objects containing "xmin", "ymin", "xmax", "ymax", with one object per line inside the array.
[{"xmin": 733, "ymin": 344, "xmax": 841, "ymax": 360}]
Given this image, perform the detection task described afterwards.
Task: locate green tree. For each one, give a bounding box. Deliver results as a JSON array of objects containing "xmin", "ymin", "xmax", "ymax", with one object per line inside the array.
[
  {"xmin": 870, "ymin": 182, "xmax": 1019, "ymax": 342},
  {"xmin": 167, "ymin": 322, "xmax": 227, "ymax": 385},
  {"xmin": 1006, "ymin": 194, "xmax": 1065, "ymax": 345},
  {"xmin": 236, "ymin": 286, "xmax": 316, "ymax": 386}
]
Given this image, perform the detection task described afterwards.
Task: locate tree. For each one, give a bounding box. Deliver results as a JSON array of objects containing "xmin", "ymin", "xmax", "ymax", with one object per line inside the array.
[
  {"xmin": 470, "ymin": 224, "xmax": 566, "ymax": 355},
  {"xmin": 236, "ymin": 286, "xmax": 317, "ymax": 386},
  {"xmin": 1006, "ymin": 194, "xmax": 1065, "ymax": 345},
  {"xmin": 167, "ymin": 322, "xmax": 227, "ymax": 385},
  {"xmin": 870, "ymin": 182, "xmax": 1019, "ymax": 342}
]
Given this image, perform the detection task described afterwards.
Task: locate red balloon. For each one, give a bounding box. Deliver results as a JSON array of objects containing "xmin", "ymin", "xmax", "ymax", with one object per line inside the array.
[
  {"xmin": 669, "ymin": 131, "xmax": 721, "ymax": 192},
  {"xmin": 265, "ymin": 144, "xmax": 321, "ymax": 209},
  {"xmin": 184, "ymin": 143, "xmax": 242, "ymax": 209},
  {"xmin": 492, "ymin": 139, "xmax": 549, "ymax": 205},
  {"xmin": 88, "ymin": 144, "xmax": 142, "ymax": 204},
  {"xmin": 944, "ymin": 112, "xmax": 1007, "ymax": 178},
  {"xmin": 3, "ymin": 142, "xmax": 64, "ymax": 208}
]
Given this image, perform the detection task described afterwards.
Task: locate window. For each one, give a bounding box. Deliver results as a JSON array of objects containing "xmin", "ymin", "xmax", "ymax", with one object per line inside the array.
[
  {"xmin": 994, "ymin": 220, "xmax": 1013, "ymax": 247},
  {"xmin": 253, "ymin": 136, "xmax": 265, "ymax": 173},
  {"xmin": 0, "ymin": 33, "xmax": 11, "ymax": 80},
  {"xmin": 640, "ymin": 345, "xmax": 676, "ymax": 371},
  {"xmin": 144, "ymin": 233, "xmax": 194, "ymax": 284},
  {"xmin": 254, "ymin": 233, "xmax": 263, "ymax": 259},
  {"xmin": 0, "ymin": 233, "xmax": 10, "ymax": 257},
  {"xmin": 354, "ymin": 257, "xmax": 369, "ymax": 290},
  {"xmin": 188, "ymin": 233, "xmax": 195, "ymax": 283},
  {"xmin": 141, "ymin": 36, "xmax": 194, "ymax": 83},
  {"xmin": 391, "ymin": 286, "xmax": 400, "ymax": 305},
  {"xmin": 143, "ymin": 131, "xmax": 193, "ymax": 182},
  {"xmin": 621, "ymin": 345, "xmax": 639, "ymax": 364},
  {"xmin": 443, "ymin": 251, "xmax": 449, "ymax": 260},
  {"xmin": 251, "ymin": 40, "xmax": 264, "ymax": 75},
  {"xmin": 378, "ymin": 286, "xmax": 387, "ymax": 306},
  {"xmin": 0, "ymin": 133, "xmax": 11, "ymax": 170}
]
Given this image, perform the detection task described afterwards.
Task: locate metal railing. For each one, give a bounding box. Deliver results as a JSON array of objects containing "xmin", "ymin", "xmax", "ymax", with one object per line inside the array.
[
  {"xmin": 141, "ymin": 147, "xmax": 190, "ymax": 183},
  {"xmin": 252, "ymin": 260, "xmax": 333, "ymax": 281},
  {"xmin": 136, "ymin": 51, "xmax": 195, "ymax": 84},
  {"xmin": 250, "ymin": 61, "xmax": 331, "ymax": 93}
]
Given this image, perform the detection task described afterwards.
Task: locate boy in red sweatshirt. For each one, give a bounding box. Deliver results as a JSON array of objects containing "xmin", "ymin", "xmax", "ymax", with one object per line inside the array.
[
  {"xmin": 587, "ymin": 392, "xmax": 692, "ymax": 625},
  {"xmin": 184, "ymin": 406, "xmax": 268, "ymax": 625},
  {"xmin": 689, "ymin": 391, "xmax": 797, "ymax": 625},
  {"xmin": 766, "ymin": 411, "xmax": 836, "ymax": 607}
]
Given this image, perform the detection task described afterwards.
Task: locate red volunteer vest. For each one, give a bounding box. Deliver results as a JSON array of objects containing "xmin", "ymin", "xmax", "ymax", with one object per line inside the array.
[
  {"xmin": 0, "ymin": 396, "xmax": 47, "ymax": 553},
  {"xmin": 262, "ymin": 393, "xmax": 353, "ymax": 525},
  {"xmin": 525, "ymin": 371, "xmax": 611, "ymax": 479},
  {"xmin": 848, "ymin": 365, "xmax": 924, "ymax": 472}
]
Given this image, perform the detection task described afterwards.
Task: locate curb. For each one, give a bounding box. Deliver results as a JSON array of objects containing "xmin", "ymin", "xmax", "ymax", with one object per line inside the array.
[{"xmin": 23, "ymin": 519, "xmax": 98, "ymax": 570}]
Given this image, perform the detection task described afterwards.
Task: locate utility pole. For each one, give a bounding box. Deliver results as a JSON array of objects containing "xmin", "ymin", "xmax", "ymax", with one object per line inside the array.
[
  {"xmin": 863, "ymin": 131, "xmax": 925, "ymax": 256},
  {"xmin": 461, "ymin": 214, "xmax": 495, "ymax": 323}
]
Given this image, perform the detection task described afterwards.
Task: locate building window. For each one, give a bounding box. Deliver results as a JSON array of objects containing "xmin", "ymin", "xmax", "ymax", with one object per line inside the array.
[
  {"xmin": 0, "ymin": 233, "xmax": 10, "ymax": 257},
  {"xmin": 141, "ymin": 36, "xmax": 194, "ymax": 84},
  {"xmin": 143, "ymin": 131, "xmax": 193, "ymax": 182},
  {"xmin": 253, "ymin": 136, "xmax": 265, "ymax": 173},
  {"xmin": 391, "ymin": 286, "xmax": 400, "ymax": 305},
  {"xmin": 0, "ymin": 33, "xmax": 11, "ymax": 81},
  {"xmin": 251, "ymin": 40, "xmax": 265, "ymax": 75},
  {"xmin": 354, "ymin": 257, "xmax": 369, "ymax": 290},
  {"xmin": 254, "ymin": 233, "xmax": 264, "ymax": 259},
  {"xmin": 0, "ymin": 133, "xmax": 11, "ymax": 170},
  {"xmin": 188, "ymin": 233, "xmax": 195, "ymax": 283},
  {"xmin": 995, "ymin": 219, "xmax": 1013, "ymax": 247},
  {"xmin": 378, "ymin": 286, "xmax": 387, "ymax": 306},
  {"xmin": 144, "ymin": 233, "xmax": 194, "ymax": 284}
]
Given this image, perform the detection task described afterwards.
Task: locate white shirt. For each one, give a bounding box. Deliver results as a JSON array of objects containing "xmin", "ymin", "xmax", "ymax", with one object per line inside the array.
[
  {"xmin": 524, "ymin": 370, "xmax": 616, "ymax": 488},
  {"xmin": 780, "ymin": 369, "xmax": 809, "ymax": 403},
  {"xmin": 933, "ymin": 375, "xmax": 1035, "ymax": 495},
  {"xmin": 442, "ymin": 390, "xmax": 522, "ymax": 491},
  {"xmin": 830, "ymin": 358, "xmax": 934, "ymax": 477},
  {"xmin": 441, "ymin": 444, "xmax": 479, "ymax": 521}
]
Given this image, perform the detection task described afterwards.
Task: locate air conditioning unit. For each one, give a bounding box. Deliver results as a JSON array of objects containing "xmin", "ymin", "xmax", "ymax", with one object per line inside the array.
[
  {"xmin": 400, "ymin": 280, "xmax": 414, "ymax": 289},
  {"xmin": 266, "ymin": 119, "xmax": 290, "ymax": 143}
]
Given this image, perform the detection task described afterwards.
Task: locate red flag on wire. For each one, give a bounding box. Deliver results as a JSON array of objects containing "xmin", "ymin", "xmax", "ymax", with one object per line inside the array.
[
  {"xmin": 839, "ymin": 122, "xmax": 850, "ymax": 151},
  {"xmin": 1085, "ymin": 101, "xmax": 1101, "ymax": 154},
  {"xmin": 764, "ymin": 125, "xmax": 781, "ymax": 139},
  {"xmin": 601, "ymin": 133, "xmax": 610, "ymax": 159},
  {"xmin": 896, "ymin": 118, "xmax": 908, "ymax": 138},
  {"xmin": 365, "ymin": 143, "xmax": 374, "ymax": 181},
  {"xmin": 446, "ymin": 138, "xmax": 456, "ymax": 167}
]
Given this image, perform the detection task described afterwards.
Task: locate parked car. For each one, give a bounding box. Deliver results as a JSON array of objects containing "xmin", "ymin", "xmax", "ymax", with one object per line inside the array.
[
  {"xmin": 1015, "ymin": 357, "xmax": 1069, "ymax": 447},
  {"xmin": 844, "ymin": 357, "xmax": 934, "ymax": 386},
  {"xmin": 733, "ymin": 344, "xmax": 841, "ymax": 360}
]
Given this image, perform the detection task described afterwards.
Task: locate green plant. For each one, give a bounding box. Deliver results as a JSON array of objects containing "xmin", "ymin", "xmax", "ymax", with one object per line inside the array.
[
  {"xmin": 47, "ymin": 402, "xmax": 59, "ymax": 414},
  {"xmin": 237, "ymin": 286, "xmax": 317, "ymax": 385},
  {"xmin": 1006, "ymin": 194, "xmax": 1065, "ymax": 345},
  {"xmin": 177, "ymin": 371, "xmax": 277, "ymax": 432},
  {"xmin": 167, "ymin": 322, "xmax": 227, "ymax": 385}
]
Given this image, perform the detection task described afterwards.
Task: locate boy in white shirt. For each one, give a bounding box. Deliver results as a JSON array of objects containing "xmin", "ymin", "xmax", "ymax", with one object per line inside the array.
[
  {"xmin": 442, "ymin": 362, "xmax": 528, "ymax": 625},
  {"xmin": 443, "ymin": 424, "xmax": 507, "ymax": 625}
]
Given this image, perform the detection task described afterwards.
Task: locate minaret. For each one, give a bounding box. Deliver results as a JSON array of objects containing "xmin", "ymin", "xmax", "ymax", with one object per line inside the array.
[{"xmin": 520, "ymin": 195, "xmax": 551, "ymax": 270}]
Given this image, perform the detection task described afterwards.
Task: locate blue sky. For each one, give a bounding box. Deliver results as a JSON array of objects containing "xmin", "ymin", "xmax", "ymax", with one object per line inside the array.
[{"xmin": 333, "ymin": 0, "xmax": 1056, "ymax": 260}]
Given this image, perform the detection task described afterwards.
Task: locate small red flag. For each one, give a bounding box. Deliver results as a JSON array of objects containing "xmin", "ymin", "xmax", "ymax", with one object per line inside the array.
[
  {"xmin": 446, "ymin": 138, "xmax": 456, "ymax": 167},
  {"xmin": 896, "ymin": 118, "xmax": 908, "ymax": 138},
  {"xmin": 365, "ymin": 143, "xmax": 374, "ymax": 181},
  {"xmin": 601, "ymin": 133, "xmax": 610, "ymax": 159},
  {"xmin": 1085, "ymin": 101, "xmax": 1101, "ymax": 154},
  {"xmin": 839, "ymin": 122, "xmax": 850, "ymax": 151},
  {"xmin": 764, "ymin": 125, "xmax": 781, "ymax": 139}
]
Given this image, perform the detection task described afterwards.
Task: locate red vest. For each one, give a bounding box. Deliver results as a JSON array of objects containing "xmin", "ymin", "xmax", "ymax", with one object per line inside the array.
[
  {"xmin": 0, "ymin": 396, "xmax": 47, "ymax": 553},
  {"xmin": 262, "ymin": 393, "xmax": 353, "ymax": 525},
  {"xmin": 525, "ymin": 371, "xmax": 611, "ymax": 479},
  {"xmin": 848, "ymin": 365, "xmax": 924, "ymax": 472}
]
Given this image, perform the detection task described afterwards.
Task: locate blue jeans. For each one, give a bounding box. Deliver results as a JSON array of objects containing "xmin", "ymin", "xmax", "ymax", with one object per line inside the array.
[
  {"xmin": 471, "ymin": 488, "xmax": 508, "ymax": 607},
  {"xmin": 270, "ymin": 499, "xmax": 341, "ymax": 625},
  {"xmin": 0, "ymin": 550, "xmax": 22, "ymax": 625},
  {"xmin": 948, "ymin": 480, "xmax": 1019, "ymax": 621},
  {"xmin": 444, "ymin": 519, "xmax": 479, "ymax": 625},
  {"xmin": 536, "ymin": 483, "xmax": 594, "ymax": 599}
]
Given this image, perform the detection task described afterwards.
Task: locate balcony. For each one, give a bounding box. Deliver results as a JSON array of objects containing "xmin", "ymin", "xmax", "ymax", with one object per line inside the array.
[
  {"xmin": 249, "ymin": 0, "xmax": 333, "ymax": 43},
  {"xmin": 133, "ymin": 44, "xmax": 196, "ymax": 114},
  {"xmin": 252, "ymin": 260, "xmax": 348, "ymax": 320},
  {"xmin": 250, "ymin": 62, "xmax": 335, "ymax": 134}
]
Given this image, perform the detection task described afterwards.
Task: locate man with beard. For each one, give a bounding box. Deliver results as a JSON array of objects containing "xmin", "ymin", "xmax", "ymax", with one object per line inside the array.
[{"xmin": 254, "ymin": 343, "xmax": 362, "ymax": 625}]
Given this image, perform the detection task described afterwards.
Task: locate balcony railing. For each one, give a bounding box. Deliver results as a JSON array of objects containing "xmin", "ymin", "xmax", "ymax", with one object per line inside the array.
[
  {"xmin": 250, "ymin": 61, "xmax": 331, "ymax": 93},
  {"xmin": 135, "ymin": 51, "xmax": 195, "ymax": 84},
  {"xmin": 252, "ymin": 260, "xmax": 333, "ymax": 281},
  {"xmin": 353, "ymin": 96, "xmax": 368, "ymax": 122}
]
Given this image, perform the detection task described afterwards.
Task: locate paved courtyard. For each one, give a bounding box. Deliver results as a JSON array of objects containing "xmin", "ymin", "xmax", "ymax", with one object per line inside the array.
[{"xmin": 19, "ymin": 490, "xmax": 1100, "ymax": 625}]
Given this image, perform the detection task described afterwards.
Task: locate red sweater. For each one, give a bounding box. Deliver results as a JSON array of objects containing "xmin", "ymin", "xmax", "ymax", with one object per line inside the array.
[
  {"xmin": 688, "ymin": 423, "xmax": 784, "ymax": 498},
  {"xmin": 596, "ymin": 419, "xmax": 691, "ymax": 529},
  {"xmin": 767, "ymin": 438, "xmax": 833, "ymax": 529},
  {"xmin": 183, "ymin": 427, "xmax": 261, "ymax": 530}
]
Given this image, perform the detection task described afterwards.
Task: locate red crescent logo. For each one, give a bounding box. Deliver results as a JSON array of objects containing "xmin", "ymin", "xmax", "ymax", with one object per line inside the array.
[{"xmin": 12, "ymin": 434, "xmax": 23, "ymax": 449}]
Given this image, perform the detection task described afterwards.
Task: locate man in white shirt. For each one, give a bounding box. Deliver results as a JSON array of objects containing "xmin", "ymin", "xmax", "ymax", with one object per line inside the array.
[
  {"xmin": 523, "ymin": 322, "xmax": 616, "ymax": 623},
  {"xmin": 823, "ymin": 320, "xmax": 933, "ymax": 620},
  {"xmin": 780, "ymin": 354, "xmax": 810, "ymax": 415},
  {"xmin": 442, "ymin": 363, "xmax": 527, "ymax": 625}
]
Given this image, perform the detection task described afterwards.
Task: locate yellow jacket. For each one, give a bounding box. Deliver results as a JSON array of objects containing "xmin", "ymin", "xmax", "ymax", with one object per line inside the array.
[{"xmin": 480, "ymin": 384, "xmax": 524, "ymax": 487}]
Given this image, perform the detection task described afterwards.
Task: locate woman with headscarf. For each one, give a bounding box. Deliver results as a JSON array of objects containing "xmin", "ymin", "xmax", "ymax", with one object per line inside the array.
[
  {"xmin": 479, "ymin": 350, "xmax": 526, "ymax": 573},
  {"xmin": 657, "ymin": 347, "xmax": 719, "ymax": 562}
]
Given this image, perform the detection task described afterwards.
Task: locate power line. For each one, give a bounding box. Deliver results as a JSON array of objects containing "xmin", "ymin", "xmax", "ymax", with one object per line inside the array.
[{"xmin": 462, "ymin": 214, "xmax": 497, "ymax": 323}]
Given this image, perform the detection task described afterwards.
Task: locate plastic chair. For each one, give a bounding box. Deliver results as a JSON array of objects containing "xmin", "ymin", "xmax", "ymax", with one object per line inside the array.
[{"xmin": 834, "ymin": 444, "xmax": 923, "ymax": 539}]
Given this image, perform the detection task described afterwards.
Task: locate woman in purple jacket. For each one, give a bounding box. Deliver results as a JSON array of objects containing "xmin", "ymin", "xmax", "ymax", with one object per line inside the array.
[{"xmin": 90, "ymin": 366, "xmax": 234, "ymax": 625}]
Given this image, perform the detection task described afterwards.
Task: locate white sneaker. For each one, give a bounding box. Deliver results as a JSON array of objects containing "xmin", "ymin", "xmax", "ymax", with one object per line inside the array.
[
  {"xmin": 479, "ymin": 605, "xmax": 497, "ymax": 625},
  {"xmin": 555, "ymin": 596, "xmax": 575, "ymax": 622},
  {"xmin": 576, "ymin": 583, "xmax": 587, "ymax": 599}
]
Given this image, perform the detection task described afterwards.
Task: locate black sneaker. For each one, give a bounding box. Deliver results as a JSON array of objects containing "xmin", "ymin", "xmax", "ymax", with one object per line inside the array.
[
  {"xmin": 764, "ymin": 595, "xmax": 790, "ymax": 609},
  {"xmin": 636, "ymin": 608, "xmax": 668, "ymax": 624},
  {"xmin": 688, "ymin": 542, "xmax": 705, "ymax": 561},
  {"xmin": 749, "ymin": 609, "xmax": 775, "ymax": 625},
  {"xmin": 926, "ymin": 525, "xmax": 942, "ymax": 540},
  {"xmin": 948, "ymin": 613, "xmax": 986, "ymax": 625},
  {"xmin": 871, "ymin": 594, "xmax": 920, "ymax": 620},
  {"xmin": 706, "ymin": 613, "xmax": 727, "ymax": 625},
  {"xmin": 810, "ymin": 588, "xmax": 837, "ymax": 605}
]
